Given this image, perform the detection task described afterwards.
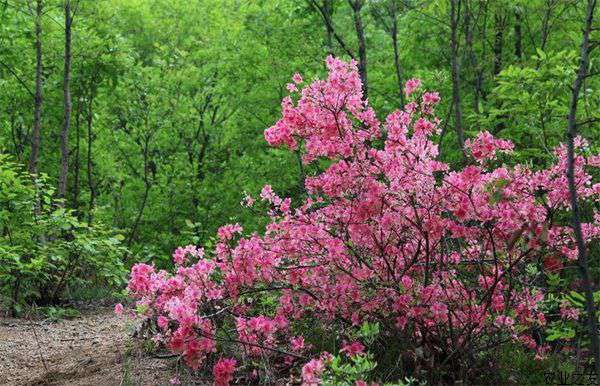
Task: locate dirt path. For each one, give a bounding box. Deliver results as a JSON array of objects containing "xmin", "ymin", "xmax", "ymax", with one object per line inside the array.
[{"xmin": 0, "ymin": 308, "xmax": 176, "ymax": 385}]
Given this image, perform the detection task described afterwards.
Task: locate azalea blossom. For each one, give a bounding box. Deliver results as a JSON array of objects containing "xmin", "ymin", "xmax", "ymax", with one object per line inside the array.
[
  {"xmin": 213, "ymin": 358, "xmax": 236, "ymax": 386},
  {"xmin": 340, "ymin": 341, "xmax": 365, "ymax": 357}
]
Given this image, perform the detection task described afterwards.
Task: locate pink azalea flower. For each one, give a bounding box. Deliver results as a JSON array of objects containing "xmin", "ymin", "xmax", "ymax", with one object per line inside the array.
[
  {"xmin": 340, "ymin": 341, "xmax": 365, "ymax": 357},
  {"xmin": 213, "ymin": 358, "xmax": 236, "ymax": 386},
  {"xmin": 404, "ymin": 78, "xmax": 421, "ymax": 96},
  {"xmin": 286, "ymin": 82, "xmax": 298, "ymax": 92}
]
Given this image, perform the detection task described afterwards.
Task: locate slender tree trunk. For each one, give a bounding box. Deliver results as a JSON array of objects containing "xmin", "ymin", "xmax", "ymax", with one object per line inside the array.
[
  {"xmin": 464, "ymin": 0, "xmax": 481, "ymax": 113},
  {"xmin": 391, "ymin": 14, "xmax": 405, "ymax": 107},
  {"xmin": 196, "ymin": 134, "xmax": 209, "ymax": 182},
  {"xmin": 58, "ymin": 0, "xmax": 72, "ymax": 204},
  {"xmin": 28, "ymin": 0, "xmax": 43, "ymax": 175},
  {"xmin": 492, "ymin": 11, "xmax": 505, "ymax": 76},
  {"xmin": 540, "ymin": 0, "xmax": 554, "ymax": 51},
  {"xmin": 349, "ymin": 0, "xmax": 368, "ymax": 99},
  {"xmin": 476, "ymin": 0, "xmax": 488, "ymax": 103},
  {"xmin": 514, "ymin": 7, "xmax": 522, "ymax": 60},
  {"xmin": 565, "ymin": 0, "xmax": 600, "ymax": 380},
  {"xmin": 127, "ymin": 137, "xmax": 152, "ymax": 248},
  {"xmin": 86, "ymin": 88, "xmax": 96, "ymax": 225},
  {"xmin": 72, "ymin": 96, "xmax": 82, "ymax": 213},
  {"xmin": 450, "ymin": 0, "xmax": 465, "ymax": 157},
  {"xmin": 492, "ymin": 10, "xmax": 507, "ymax": 133},
  {"xmin": 296, "ymin": 150, "xmax": 306, "ymax": 194},
  {"xmin": 127, "ymin": 181, "xmax": 150, "ymax": 248},
  {"xmin": 323, "ymin": 0, "xmax": 334, "ymax": 56},
  {"xmin": 307, "ymin": 0, "xmax": 356, "ymax": 61}
]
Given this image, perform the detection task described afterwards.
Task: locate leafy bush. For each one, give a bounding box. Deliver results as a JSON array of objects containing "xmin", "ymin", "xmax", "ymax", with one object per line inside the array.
[
  {"xmin": 0, "ymin": 155, "xmax": 127, "ymax": 315},
  {"xmin": 479, "ymin": 50, "xmax": 599, "ymax": 165},
  {"xmin": 125, "ymin": 58, "xmax": 600, "ymax": 384}
]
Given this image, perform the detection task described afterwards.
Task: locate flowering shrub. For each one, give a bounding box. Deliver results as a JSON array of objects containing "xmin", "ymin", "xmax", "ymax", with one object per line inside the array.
[{"xmin": 126, "ymin": 57, "xmax": 600, "ymax": 384}]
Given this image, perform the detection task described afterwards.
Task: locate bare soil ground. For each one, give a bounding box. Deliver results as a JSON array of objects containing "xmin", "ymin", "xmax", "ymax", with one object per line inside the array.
[{"xmin": 0, "ymin": 307, "xmax": 178, "ymax": 386}]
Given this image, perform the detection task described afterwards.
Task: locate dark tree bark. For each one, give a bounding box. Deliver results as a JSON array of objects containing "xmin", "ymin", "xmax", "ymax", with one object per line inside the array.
[
  {"xmin": 464, "ymin": 0, "xmax": 482, "ymax": 113},
  {"xmin": 28, "ymin": 0, "xmax": 43, "ymax": 175},
  {"xmin": 514, "ymin": 6, "xmax": 522, "ymax": 60},
  {"xmin": 349, "ymin": 0, "xmax": 368, "ymax": 99},
  {"xmin": 323, "ymin": 0, "xmax": 334, "ymax": 55},
  {"xmin": 492, "ymin": 10, "xmax": 506, "ymax": 76},
  {"xmin": 450, "ymin": 0, "xmax": 465, "ymax": 158},
  {"xmin": 58, "ymin": 0, "xmax": 72, "ymax": 204},
  {"xmin": 565, "ymin": 0, "xmax": 600, "ymax": 380},
  {"xmin": 492, "ymin": 8, "xmax": 507, "ymax": 134},
  {"xmin": 476, "ymin": 0, "xmax": 488, "ymax": 103}
]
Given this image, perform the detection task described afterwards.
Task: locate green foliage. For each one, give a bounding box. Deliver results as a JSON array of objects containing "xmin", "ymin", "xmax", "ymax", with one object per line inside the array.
[
  {"xmin": 0, "ymin": 0, "xmax": 598, "ymax": 381},
  {"xmin": 0, "ymin": 155, "xmax": 127, "ymax": 314},
  {"xmin": 494, "ymin": 343, "xmax": 575, "ymax": 386},
  {"xmin": 545, "ymin": 289, "xmax": 600, "ymax": 344},
  {"xmin": 41, "ymin": 306, "xmax": 81, "ymax": 321},
  {"xmin": 480, "ymin": 50, "xmax": 582, "ymax": 164},
  {"xmin": 319, "ymin": 322, "xmax": 380, "ymax": 385},
  {"xmin": 323, "ymin": 352, "xmax": 378, "ymax": 386},
  {"xmin": 1, "ymin": 0, "xmax": 597, "ymax": 261},
  {"xmin": 320, "ymin": 322, "xmax": 426, "ymax": 385}
]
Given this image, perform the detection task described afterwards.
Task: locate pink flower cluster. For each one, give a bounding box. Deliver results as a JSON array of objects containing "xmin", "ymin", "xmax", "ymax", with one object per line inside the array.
[
  {"xmin": 301, "ymin": 352, "xmax": 332, "ymax": 385},
  {"xmin": 405, "ymin": 78, "xmax": 421, "ymax": 96},
  {"xmin": 465, "ymin": 130, "xmax": 514, "ymax": 162},
  {"xmin": 559, "ymin": 301, "xmax": 580, "ymax": 321},
  {"xmin": 213, "ymin": 358, "xmax": 236, "ymax": 386},
  {"xmin": 340, "ymin": 341, "xmax": 365, "ymax": 357},
  {"xmin": 172, "ymin": 245, "xmax": 204, "ymax": 265},
  {"xmin": 126, "ymin": 57, "xmax": 600, "ymax": 383}
]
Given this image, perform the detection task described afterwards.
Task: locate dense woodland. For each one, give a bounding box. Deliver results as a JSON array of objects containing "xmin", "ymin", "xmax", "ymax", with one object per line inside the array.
[{"xmin": 1, "ymin": 0, "xmax": 600, "ymax": 385}]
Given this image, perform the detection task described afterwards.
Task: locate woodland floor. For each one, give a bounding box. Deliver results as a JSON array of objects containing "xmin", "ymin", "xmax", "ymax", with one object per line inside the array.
[{"xmin": 0, "ymin": 307, "xmax": 179, "ymax": 386}]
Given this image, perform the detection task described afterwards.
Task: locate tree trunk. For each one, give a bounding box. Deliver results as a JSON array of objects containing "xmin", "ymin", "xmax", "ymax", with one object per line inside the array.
[
  {"xmin": 58, "ymin": 0, "xmax": 72, "ymax": 204},
  {"xmin": 514, "ymin": 7, "xmax": 522, "ymax": 60},
  {"xmin": 28, "ymin": 0, "xmax": 43, "ymax": 176},
  {"xmin": 127, "ymin": 181, "xmax": 150, "ymax": 248},
  {"xmin": 391, "ymin": 14, "xmax": 405, "ymax": 107},
  {"xmin": 540, "ymin": 0, "xmax": 554, "ymax": 52},
  {"xmin": 306, "ymin": 0, "xmax": 356, "ymax": 61},
  {"xmin": 349, "ymin": 0, "xmax": 368, "ymax": 99},
  {"xmin": 127, "ymin": 136, "xmax": 152, "ymax": 248},
  {"xmin": 464, "ymin": 0, "xmax": 482, "ymax": 113},
  {"xmin": 492, "ymin": 9, "xmax": 507, "ymax": 134},
  {"xmin": 86, "ymin": 88, "xmax": 96, "ymax": 225},
  {"xmin": 450, "ymin": 0, "xmax": 465, "ymax": 158},
  {"xmin": 565, "ymin": 0, "xmax": 600, "ymax": 380},
  {"xmin": 324, "ymin": 0, "xmax": 334, "ymax": 56},
  {"xmin": 72, "ymin": 96, "xmax": 82, "ymax": 213},
  {"xmin": 492, "ymin": 11, "xmax": 505, "ymax": 76}
]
